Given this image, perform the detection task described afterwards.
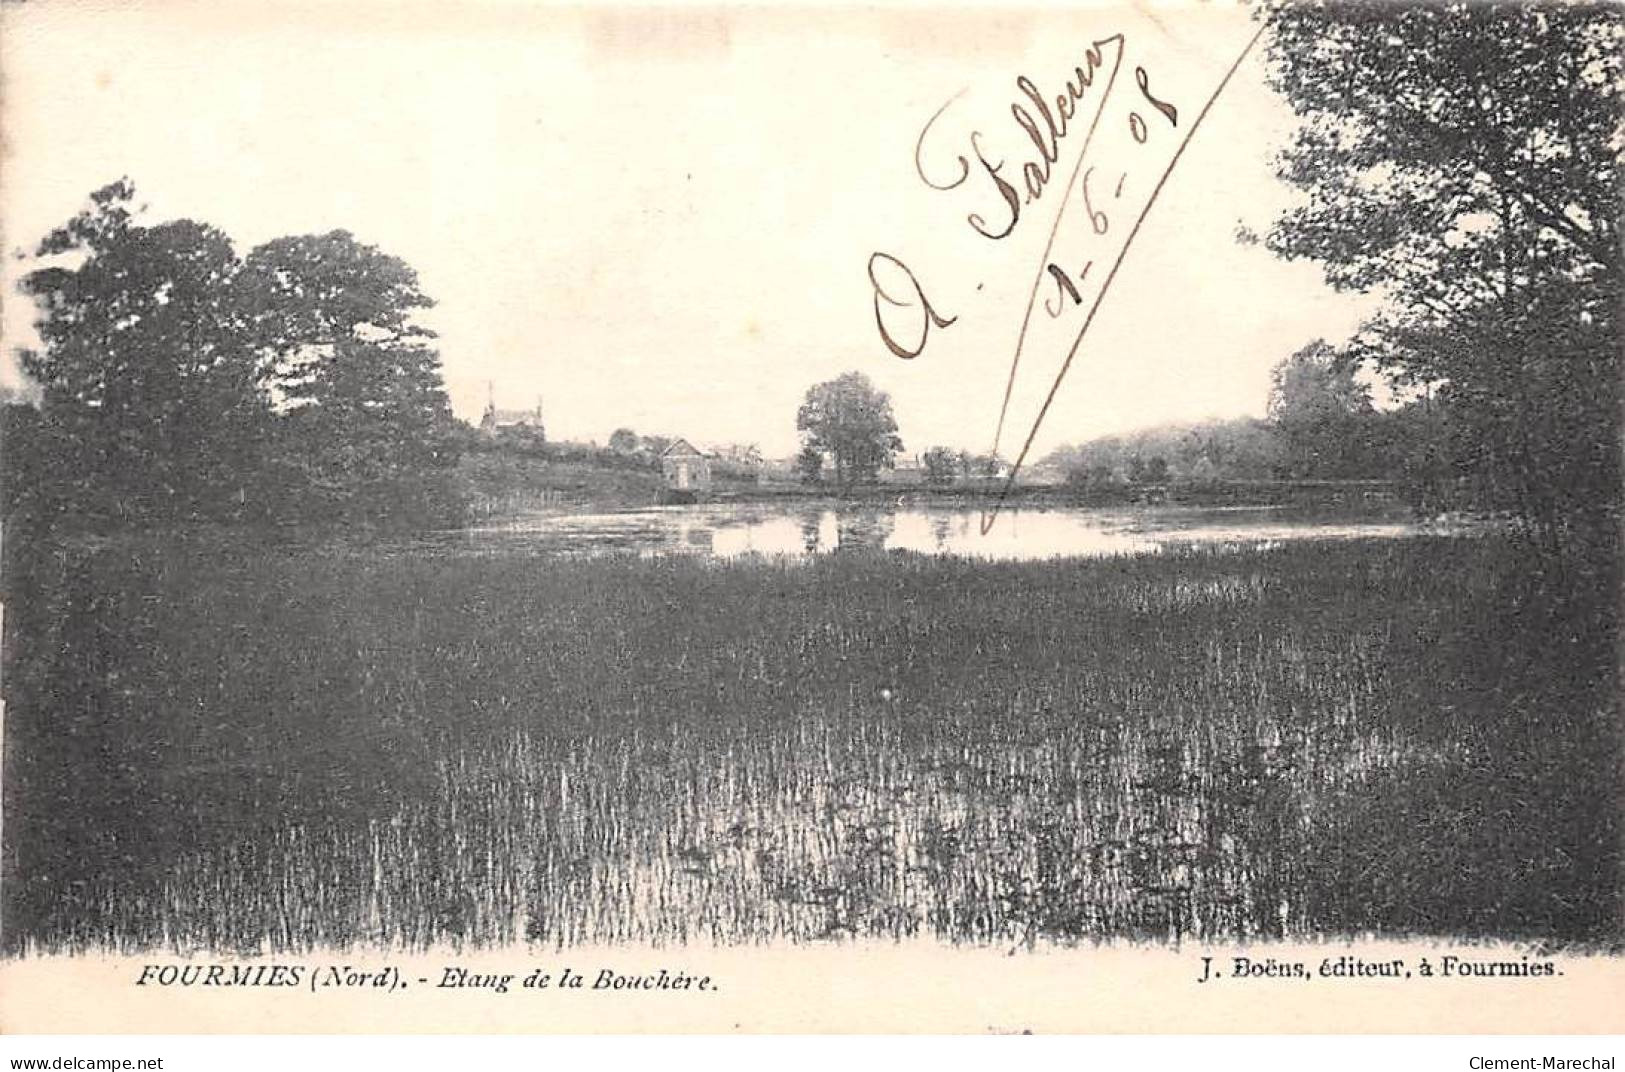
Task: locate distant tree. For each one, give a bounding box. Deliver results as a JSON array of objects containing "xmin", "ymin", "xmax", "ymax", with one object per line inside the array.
[
  {"xmin": 794, "ymin": 444, "xmax": 825, "ymax": 484},
  {"xmin": 795, "ymin": 371, "xmax": 902, "ymax": 491},
  {"xmin": 964, "ymin": 452, "xmax": 1004, "ymax": 481},
  {"xmin": 1046, "ymin": 418, "xmax": 1278, "ymax": 486},
  {"xmin": 608, "ymin": 427, "xmax": 639, "ymax": 453},
  {"xmin": 949, "ymin": 449, "xmax": 1004, "ymax": 481},
  {"xmin": 1259, "ymin": 1, "xmax": 1622, "ymax": 534},
  {"xmin": 725, "ymin": 443, "xmax": 764, "ymax": 466},
  {"xmin": 1267, "ymin": 340, "xmax": 1378, "ymax": 479},
  {"xmin": 709, "ymin": 442, "xmax": 764, "ymax": 483},
  {"xmin": 922, "ymin": 446, "xmax": 958, "ymax": 487},
  {"xmin": 15, "ymin": 179, "xmax": 269, "ymax": 522},
  {"xmin": 238, "ymin": 230, "xmax": 461, "ymax": 524},
  {"xmin": 1126, "ymin": 453, "xmax": 1171, "ymax": 484},
  {"xmin": 639, "ymin": 434, "xmax": 674, "ymax": 458},
  {"xmin": 1268, "ymin": 343, "xmax": 1369, "ymax": 424},
  {"xmin": 1064, "ymin": 461, "xmax": 1126, "ymax": 498}
]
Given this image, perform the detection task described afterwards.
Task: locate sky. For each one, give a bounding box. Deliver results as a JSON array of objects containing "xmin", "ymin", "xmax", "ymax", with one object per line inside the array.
[{"xmin": 0, "ymin": 0, "xmax": 1377, "ymax": 461}]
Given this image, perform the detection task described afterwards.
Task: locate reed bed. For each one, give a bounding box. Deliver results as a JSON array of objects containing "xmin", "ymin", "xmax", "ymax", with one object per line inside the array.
[{"xmin": 2, "ymin": 535, "xmax": 1615, "ymax": 953}]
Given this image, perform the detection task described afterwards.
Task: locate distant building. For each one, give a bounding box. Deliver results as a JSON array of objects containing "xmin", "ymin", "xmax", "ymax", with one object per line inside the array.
[
  {"xmin": 705, "ymin": 442, "xmax": 763, "ymax": 485},
  {"xmin": 660, "ymin": 438, "xmax": 712, "ymax": 497},
  {"xmin": 976, "ymin": 458, "xmax": 1014, "ymax": 483},
  {"xmin": 707, "ymin": 443, "xmax": 763, "ymax": 467},
  {"xmin": 879, "ymin": 453, "xmax": 925, "ymax": 485},
  {"xmin": 481, "ymin": 388, "xmax": 545, "ymax": 440}
]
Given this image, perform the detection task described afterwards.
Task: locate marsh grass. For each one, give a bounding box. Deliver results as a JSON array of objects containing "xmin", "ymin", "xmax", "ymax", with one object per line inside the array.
[{"xmin": 2, "ymin": 535, "xmax": 1617, "ymax": 953}]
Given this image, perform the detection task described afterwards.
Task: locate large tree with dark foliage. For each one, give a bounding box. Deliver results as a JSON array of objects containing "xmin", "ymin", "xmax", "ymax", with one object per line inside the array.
[
  {"xmin": 795, "ymin": 371, "xmax": 903, "ymax": 491},
  {"xmin": 239, "ymin": 231, "xmax": 461, "ymax": 525},
  {"xmin": 9, "ymin": 182, "xmax": 462, "ymax": 529},
  {"xmin": 1259, "ymin": 1, "xmax": 1622, "ymax": 537},
  {"xmin": 15, "ymin": 180, "xmax": 267, "ymax": 522}
]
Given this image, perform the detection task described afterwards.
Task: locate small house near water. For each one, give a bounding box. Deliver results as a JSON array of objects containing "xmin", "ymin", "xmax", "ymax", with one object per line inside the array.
[{"xmin": 660, "ymin": 438, "xmax": 712, "ymax": 502}]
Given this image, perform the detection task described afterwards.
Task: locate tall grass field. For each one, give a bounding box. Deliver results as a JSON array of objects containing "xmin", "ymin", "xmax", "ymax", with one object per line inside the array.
[{"xmin": 2, "ymin": 535, "xmax": 1617, "ymax": 953}]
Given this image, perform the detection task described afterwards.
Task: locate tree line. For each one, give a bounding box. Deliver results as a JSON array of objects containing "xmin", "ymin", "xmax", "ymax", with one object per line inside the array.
[
  {"xmin": 789, "ymin": 5, "xmax": 1623, "ymax": 542},
  {"xmin": 1043, "ymin": 340, "xmax": 1452, "ymax": 504},
  {"xmin": 1058, "ymin": 3, "xmax": 1621, "ymax": 538},
  {"xmin": 1254, "ymin": 0, "xmax": 1621, "ymax": 545},
  {"xmin": 3, "ymin": 180, "xmax": 464, "ymax": 532},
  {"xmin": 10, "ymin": 0, "xmax": 1619, "ymax": 547}
]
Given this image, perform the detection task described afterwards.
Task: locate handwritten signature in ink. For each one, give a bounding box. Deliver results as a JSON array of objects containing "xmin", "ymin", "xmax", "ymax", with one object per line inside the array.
[{"xmin": 868, "ymin": 25, "xmax": 1266, "ymax": 531}]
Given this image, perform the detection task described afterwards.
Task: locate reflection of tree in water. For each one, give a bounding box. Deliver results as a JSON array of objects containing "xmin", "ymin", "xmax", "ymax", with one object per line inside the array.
[
  {"xmin": 836, "ymin": 510, "xmax": 895, "ymax": 552},
  {"xmin": 799, "ymin": 513, "xmax": 824, "ymax": 554},
  {"xmin": 678, "ymin": 520, "xmax": 715, "ymax": 553},
  {"xmin": 929, "ymin": 515, "xmax": 953, "ymax": 554}
]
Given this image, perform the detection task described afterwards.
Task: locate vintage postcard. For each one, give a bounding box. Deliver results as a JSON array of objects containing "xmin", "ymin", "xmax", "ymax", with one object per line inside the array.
[{"xmin": 0, "ymin": 0, "xmax": 1620, "ymax": 1037}]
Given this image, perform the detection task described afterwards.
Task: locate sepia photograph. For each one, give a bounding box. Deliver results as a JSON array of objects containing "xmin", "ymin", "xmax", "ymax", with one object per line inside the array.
[{"xmin": 0, "ymin": 0, "xmax": 1620, "ymax": 1040}]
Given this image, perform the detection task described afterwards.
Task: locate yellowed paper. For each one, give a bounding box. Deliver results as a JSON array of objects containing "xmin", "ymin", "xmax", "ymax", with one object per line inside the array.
[{"xmin": 2, "ymin": 0, "xmax": 1619, "ymax": 1036}]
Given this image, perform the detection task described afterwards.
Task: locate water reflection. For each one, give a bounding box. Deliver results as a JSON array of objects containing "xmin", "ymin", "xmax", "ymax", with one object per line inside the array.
[{"xmin": 463, "ymin": 503, "xmax": 1447, "ymax": 562}]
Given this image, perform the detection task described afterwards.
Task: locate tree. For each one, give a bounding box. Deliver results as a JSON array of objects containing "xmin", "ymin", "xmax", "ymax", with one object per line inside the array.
[
  {"xmin": 1132, "ymin": 455, "xmax": 1170, "ymax": 484},
  {"xmin": 1045, "ymin": 418, "xmax": 1279, "ymax": 486},
  {"xmin": 795, "ymin": 444, "xmax": 826, "ymax": 484},
  {"xmin": 608, "ymin": 427, "xmax": 639, "ymax": 453},
  {"xmin": 1259, "ymin": 1, "xmax": 1623, "ymax": 534},
  {"xmin": 639, "ymin": 434, "xmax": 674, "ymax": 458},
  {"xmin": 15, "ymin": 180, "xmax": 269, "ymax": 522},
  {"xmin": 922, "ymin": 446, "xmax": 959, "ymax": 487},
  {"xmin": 238, "ymin": 230, "xmax": 461, "ymax": 524},
  {"xmin": 1268, "ymin": 341, "xmax": 1369, "ymax": 425},
  {"xmin": 1267, "ymin": 339, "xmax": 1378, "ymax": 479},
  {"xmin": 794, "ymin": 372, "xmax": 903, "ymax": 491},
  {"xmin": 1064, "ymin": 462, "xmax": 1124, "ymax": 497},
  {"xmin": 12, "ymin": 183, "xmax": 468, "ymax": 530},
  {"xmin": 957, "ymin": 451, "xmax": 1004, "ymax": 482}
]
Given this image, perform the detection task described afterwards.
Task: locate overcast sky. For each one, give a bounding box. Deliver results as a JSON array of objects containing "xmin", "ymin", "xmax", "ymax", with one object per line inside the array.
[{"xmin": 0, "ymin": 0, "xmax": 1375, "ymax": 460}]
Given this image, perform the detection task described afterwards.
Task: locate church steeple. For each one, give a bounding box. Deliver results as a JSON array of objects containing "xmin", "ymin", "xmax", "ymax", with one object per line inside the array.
[{"xmin": 480, "ymin": 380, "xmax": 497, "ymax": 430}]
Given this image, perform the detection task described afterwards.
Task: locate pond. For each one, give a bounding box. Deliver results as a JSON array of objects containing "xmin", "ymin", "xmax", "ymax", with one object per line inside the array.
[
  {"xmin": 9, "ymin": 506, "xmax": 1592, "ymax": 955},
  {"xmin": 457, "ymin": 500, "xmax": 1463, "ymax": 561}
]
